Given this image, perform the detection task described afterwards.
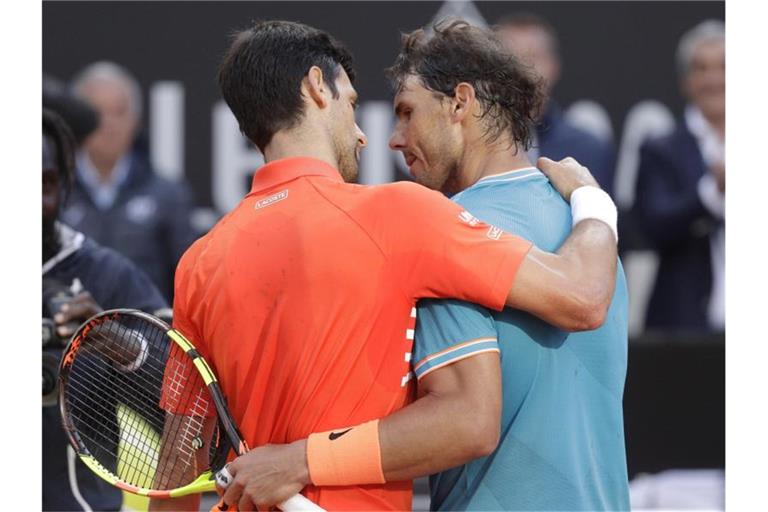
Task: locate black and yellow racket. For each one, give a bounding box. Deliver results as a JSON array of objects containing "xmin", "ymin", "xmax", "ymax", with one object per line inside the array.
[{"xmin": 59, "ymin": 308, "xmax": 322, "ymax": 511}]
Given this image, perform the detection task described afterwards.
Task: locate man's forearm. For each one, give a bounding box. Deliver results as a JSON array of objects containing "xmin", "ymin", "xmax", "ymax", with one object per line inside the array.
[
  {"xmin": 315, "ymin": 352, "xmax": 501, "ymax": 483},
  {"xmin": 378, "ymin": 381, "xmax": 500, "ymax": 480}
]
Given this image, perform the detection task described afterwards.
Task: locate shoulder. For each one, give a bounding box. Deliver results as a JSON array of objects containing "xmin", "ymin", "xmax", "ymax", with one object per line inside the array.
[
  {"xmin": 366, "ymin": 180, "xmax": 443, "ymax": 203},
  {"xmin": 332, "ymin": 180, "xmax": 453, "ymax": 219},
  {"xmin": 414, "ymin": 299, "xmax": 498, "ymax": 379}
]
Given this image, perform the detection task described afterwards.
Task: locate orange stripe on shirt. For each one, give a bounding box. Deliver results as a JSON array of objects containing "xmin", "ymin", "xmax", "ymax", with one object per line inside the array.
[
  {"xmin": 413, "ymin": 337, "xmax": 497, "ymax": 372},
  {"xmin": 417, "ymin": 348, "xmax": 501, "ymax": 380}
]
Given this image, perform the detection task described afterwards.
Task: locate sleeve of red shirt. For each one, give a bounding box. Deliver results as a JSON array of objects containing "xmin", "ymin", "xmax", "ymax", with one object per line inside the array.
[{"xmin": 373, "ymin": 182, "xmax": 533, "ymax": 311}]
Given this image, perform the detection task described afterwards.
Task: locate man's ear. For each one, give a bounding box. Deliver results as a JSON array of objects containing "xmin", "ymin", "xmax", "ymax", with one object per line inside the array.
[
  {"xmin": 303, "ymin": 66, "xmax": 329, "ymax": 109},
  {"xmin": 451, "ymin": 82, "xmax": 477, "ymax": 123}
]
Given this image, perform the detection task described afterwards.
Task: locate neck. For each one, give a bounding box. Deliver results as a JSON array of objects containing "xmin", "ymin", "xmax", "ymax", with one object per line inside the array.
[
  {"xmin": 263, "ymin": 127, "xmax": 339, "ymax": 171},
  {"xmin": 87, "ymin": 152, "xmax": 120, "ymax": 184},
  {"xmin": 451, "ymin": 138, "xmax": 532, "ymax": 193}
]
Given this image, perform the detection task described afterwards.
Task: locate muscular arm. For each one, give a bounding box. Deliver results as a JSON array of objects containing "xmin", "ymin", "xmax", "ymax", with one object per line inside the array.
[
  {"xmin": 379, "ymin": 352, "xmax": 501, "ymax": 480},
  {"xmin": 506, "ymin": 219, "xmax": 617, "ymax": 331},
  {"xmin": 503, "ymin": 157, "xmax": 618, "ymax": 331},
  {"xmin": 216, "ymin": 353, "xmax": 501, "ymax": 508}
]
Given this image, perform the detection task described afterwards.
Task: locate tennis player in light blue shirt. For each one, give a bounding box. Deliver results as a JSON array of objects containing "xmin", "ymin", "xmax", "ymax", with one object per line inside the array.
[{"xmin": 414, "ymin": 167, "xmax": 630, "ymax": 510}]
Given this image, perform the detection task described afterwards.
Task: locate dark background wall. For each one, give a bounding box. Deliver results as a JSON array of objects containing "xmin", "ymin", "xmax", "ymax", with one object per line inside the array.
[{"xmin": 43, "ymin": 1, "xmax": 724, "ymax": 210}]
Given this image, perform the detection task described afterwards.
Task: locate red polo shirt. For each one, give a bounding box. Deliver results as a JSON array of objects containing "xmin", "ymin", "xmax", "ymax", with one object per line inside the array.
[{"xmin": 170, "ymin": 157, "xmax": 531, "ymax": 510}]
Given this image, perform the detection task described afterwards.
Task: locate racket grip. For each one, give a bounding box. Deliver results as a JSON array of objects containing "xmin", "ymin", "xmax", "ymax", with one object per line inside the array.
[
  {"xmin": 213, "ymin": 465, "xmax": 324, "ymax": 511},
  {"xmin": 278, "ymin": 494, "xmax": 325, "ymax": 511}
]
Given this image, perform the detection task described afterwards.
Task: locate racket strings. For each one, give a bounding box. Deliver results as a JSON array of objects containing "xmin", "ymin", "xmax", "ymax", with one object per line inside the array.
[{"xmin": 63, "ymin": 315, "xmax": 216, "ymax": 491}]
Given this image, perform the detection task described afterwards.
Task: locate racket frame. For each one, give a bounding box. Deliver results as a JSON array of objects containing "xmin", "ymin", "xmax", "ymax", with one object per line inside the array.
[{"xmin": 58, "ymin": 308, "xmax": 248, "ymax": 499}]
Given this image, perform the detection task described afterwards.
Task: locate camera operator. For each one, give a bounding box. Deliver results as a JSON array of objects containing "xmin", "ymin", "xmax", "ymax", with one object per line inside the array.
[{"xmin": 43, "ymin": 105, "xmax": 167, "ymax": 511}]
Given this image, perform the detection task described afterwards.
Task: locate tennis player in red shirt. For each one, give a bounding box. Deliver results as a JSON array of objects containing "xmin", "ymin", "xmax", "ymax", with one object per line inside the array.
[{"xmin": 150, "ymin": 20, "xmax": 617, "ymax": 512}]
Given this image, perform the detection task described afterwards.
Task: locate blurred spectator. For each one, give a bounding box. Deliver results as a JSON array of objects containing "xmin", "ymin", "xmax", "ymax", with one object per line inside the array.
[
  {"xmin": 495, "ymin": 13, "xmax": 616, "ymax": 194},
  {"xmin": 633, "ymin": 20, "xmax": 725, "ymax": 333},
  {"xmin": 43, "ymin": 106, "xmax": 167, "ymax": 511},
  {"xmin": 62, "ymin": 61, "xmax": 197, "ymax": 302}
]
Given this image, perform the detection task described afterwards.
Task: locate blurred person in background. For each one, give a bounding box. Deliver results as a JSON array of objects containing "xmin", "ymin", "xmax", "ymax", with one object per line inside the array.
[
  {"xmin": 495, "ymin": 13, "xmax": 616, "ymax": 195},
  {"xmin": 43, "ymin": 105, "xmax": 167, "ymax": 510},
  {"xmin": 633, "ymin": 20, "xmax": 724, "ymax": 333},
  {"xmin": 64, "ymin": 61, "xmax": 196, "ymax": 302}
]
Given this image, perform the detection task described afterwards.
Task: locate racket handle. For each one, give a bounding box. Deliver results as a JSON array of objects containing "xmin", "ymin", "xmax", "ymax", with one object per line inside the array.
[
  {"xmin": 210, "ymin": 494, "xmax": 324, "ymax": 512},
  {"xmin": 212, "ymin": 466, "xmax": 324, "ymax": 512},
  {"xmin": 278, "ymin": 494, "xmax": 325, "ymax": 511}
]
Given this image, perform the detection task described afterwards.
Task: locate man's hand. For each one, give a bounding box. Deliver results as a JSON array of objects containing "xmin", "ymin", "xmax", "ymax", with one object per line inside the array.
[
  {"xmin": 54, "ymin": 291, "xmax": 103, "ymax": 338},
  {"xmin": 218, "ymin": 440, "xmax": 310, "ymax": 511},
  {"xmin": 538, "ymin": 156, "xmax": 600, "ymax": 202}
]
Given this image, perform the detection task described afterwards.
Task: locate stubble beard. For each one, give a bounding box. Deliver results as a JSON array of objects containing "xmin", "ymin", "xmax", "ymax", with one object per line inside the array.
[{"xmin": 334, "ymin": 136, "xmax": 359, "ymax": 183}]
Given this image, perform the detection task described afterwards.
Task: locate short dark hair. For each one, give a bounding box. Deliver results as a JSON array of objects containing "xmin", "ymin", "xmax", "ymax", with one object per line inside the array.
[
  {"xmin": 43, "ymin": 108, "xmax": 76, "ymax": 200},
  {"xmin": 218, "ymin": 20, "xmax": 356, "ymax": 151},
  {"xmin": 387, "ymin": 18, "xmax": 544, "ymax": 149},
  {"xmin": 495, "ymin": 12, "xmax": 560, "ymax": 58}
]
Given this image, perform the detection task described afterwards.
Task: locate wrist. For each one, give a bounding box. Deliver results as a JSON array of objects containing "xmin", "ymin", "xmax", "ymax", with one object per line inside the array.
[
  {"xmin": 570, "ymin": 186, "xmax": 618, "ymax": 242},
  {"xmin": 292, "ymin": 438, "xmax": 311, "ymax": 487},
  {"xmin": 306, "ymin": 419, "xmax": 385, "ymax": 486}
]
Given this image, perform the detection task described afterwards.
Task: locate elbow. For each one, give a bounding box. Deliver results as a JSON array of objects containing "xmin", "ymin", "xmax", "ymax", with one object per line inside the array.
[
  {"xmin": 458, "ymin": 410, "xmax": 500, "ymax": 459},
  {"xmin": 474, "ymin": 425, "xmax": 500, "ymax": 458},
  {"xmin": 565, "ymin": 285, "xmax": 612, "ymax": 332},
  {"xmin": 580, "ymin": 303, "xmax": 609, "ymax": 331}
]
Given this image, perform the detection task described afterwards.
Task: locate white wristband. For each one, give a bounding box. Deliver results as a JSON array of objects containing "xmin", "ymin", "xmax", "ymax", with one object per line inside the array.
[{"xmin": 570, "ymin": 186, "xmax": 618, "ymax": 242}]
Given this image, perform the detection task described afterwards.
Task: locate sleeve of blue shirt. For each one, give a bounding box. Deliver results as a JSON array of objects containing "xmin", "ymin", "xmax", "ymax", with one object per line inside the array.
[{"xmin": 413, "ymin": 298, "xmax": 499, "ymax": 381}]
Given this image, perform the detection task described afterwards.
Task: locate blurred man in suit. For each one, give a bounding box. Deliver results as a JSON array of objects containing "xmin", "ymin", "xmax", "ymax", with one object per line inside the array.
[
  {"xmin": 634, "ymin": 20, "xmax": 725, "ymax": 332},
  {"xmin": 64, "ymin": 61, "xmax": 197, "ymax": 302}
]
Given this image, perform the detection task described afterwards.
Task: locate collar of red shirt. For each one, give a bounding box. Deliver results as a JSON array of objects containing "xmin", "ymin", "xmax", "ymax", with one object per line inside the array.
[{"xmin": 250, "ymin": 157, "xmax": 344, "ymax": 193}]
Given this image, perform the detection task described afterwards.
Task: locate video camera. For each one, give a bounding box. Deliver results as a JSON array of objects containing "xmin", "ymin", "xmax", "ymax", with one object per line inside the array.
[{"xmin": 42, "ymin": 277, "xmax": 80, "ymax": 406}]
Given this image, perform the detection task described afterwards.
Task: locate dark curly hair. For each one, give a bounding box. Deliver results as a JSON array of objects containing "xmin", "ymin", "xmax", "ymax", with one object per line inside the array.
[
  {"xmin": 218, "ymin": 20, "xmax": 356, "ymax": 152},
  {"xmin": 43, "ymin": 108, "xmax": 76, "ymax": 201},
  {"xmin": 387, "ymin": 18, "xmax": 544, "ymax": 149}
]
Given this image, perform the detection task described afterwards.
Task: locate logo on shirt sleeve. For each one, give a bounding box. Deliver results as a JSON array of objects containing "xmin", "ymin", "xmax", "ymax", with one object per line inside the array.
[
  {"xmin": 486, "ymin": 225, "xmax": 503, "ymax": 240},
  {"xmin": 458, "ymin": 210, "xmax": 480, "ymax": 226},
  {"xmin": 255, "ymin": 189, "xmax": 289, "ymax": 209}
]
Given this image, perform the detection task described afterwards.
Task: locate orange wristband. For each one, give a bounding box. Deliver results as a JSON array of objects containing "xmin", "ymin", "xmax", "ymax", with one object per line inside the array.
[{"xmin": 306, "ymin": 419, "xmax": 385, "ymax": 486}]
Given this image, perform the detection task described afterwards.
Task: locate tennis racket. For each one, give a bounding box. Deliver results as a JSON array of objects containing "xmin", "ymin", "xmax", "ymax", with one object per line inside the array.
[{"xmin": 58, "ymin": 308, "xmax": 323, "ymax": 511}]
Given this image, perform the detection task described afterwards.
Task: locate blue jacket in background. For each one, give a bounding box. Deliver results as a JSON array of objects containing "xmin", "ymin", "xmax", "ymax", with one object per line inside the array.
[
  {"xmin": 62, "ymin": 149, "xmax": 197, "ymax": 302},
  {"xmin": 633, "ymin": 121, "xmax": 720, "ymax": 332}
]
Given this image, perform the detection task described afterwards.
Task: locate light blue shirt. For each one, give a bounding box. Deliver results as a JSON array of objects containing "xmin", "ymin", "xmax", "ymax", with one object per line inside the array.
[{"xmin": 414, "ymin": 168, "xmax": 630, "ymax": 511}]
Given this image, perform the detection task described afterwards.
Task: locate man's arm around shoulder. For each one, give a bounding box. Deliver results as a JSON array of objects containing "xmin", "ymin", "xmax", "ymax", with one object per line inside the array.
[
  {"xmin": 504, "ymin": 157, "xmax": 618, "ymax": 331},
  {"xmin": 214, "ymin": 352, "xmax": 502, "ymax": 509}
]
